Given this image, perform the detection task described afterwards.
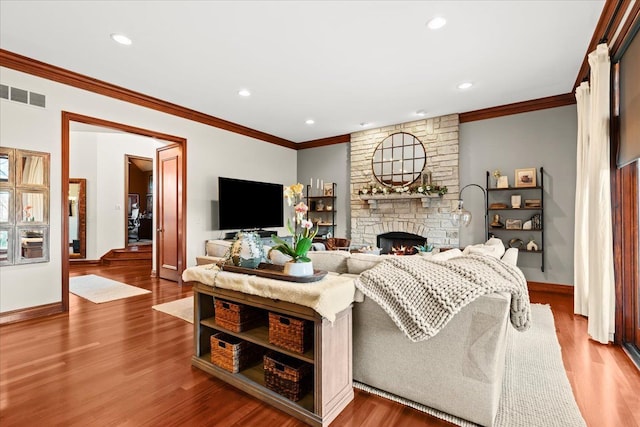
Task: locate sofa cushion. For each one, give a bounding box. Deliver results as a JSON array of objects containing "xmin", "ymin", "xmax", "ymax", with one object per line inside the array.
[
  {"xmin": 430, "ymin": 248, "xmax": 463, "ymax": 261},
  {"xmin": 462, "ymin": 237, "xmax": 505, "ymax": 259},
  {"xmin": 307, "ymin": 251, "xmax": 350, "ymax": 274},
  {"xmin": 205, "ymin": 239, "xmax": 231, "ymax": 257},
  {"xmin": 348, "ymin": 253, "xmax": 389, "ymax": 274}
]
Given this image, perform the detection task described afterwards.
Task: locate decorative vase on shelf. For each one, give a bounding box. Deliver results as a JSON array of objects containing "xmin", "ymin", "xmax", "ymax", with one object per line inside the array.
[{"xmin": 283, "ymin": 261, "xmax": 314, "ymax": 277}]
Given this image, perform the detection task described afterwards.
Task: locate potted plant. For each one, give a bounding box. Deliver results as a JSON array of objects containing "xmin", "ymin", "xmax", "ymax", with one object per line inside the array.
[{"xmin": 271, "ymin": 183, "xmax": 318, "ymax": 276}]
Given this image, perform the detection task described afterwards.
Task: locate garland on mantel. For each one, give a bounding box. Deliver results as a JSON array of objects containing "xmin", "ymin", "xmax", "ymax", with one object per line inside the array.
[{"xmin": 357, "ymin": 183, "xmax": 448, "ymax": 197}]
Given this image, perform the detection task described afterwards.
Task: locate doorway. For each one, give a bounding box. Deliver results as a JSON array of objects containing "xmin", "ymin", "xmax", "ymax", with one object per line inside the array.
[
  {"xmin": 61, "ymin": 112, "xmax": 187, "ymax": 311},
  {"xmin": 125, "ymin": 155, "xmax": 153, "ymax": 247}
]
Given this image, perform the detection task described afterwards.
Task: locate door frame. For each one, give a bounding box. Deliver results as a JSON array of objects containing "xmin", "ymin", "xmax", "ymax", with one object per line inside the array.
[{"xmin": 61, "ymin": 111, "xmax": 187, "ymax": 310}]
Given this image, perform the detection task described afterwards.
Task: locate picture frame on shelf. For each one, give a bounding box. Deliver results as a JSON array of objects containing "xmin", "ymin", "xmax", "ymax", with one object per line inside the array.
[
  {"xmin": 515, "ymin": 168, "xmax": 537, "ymax": 187},
  {"xmin": 323, "ymin": 183, "xmax": 334, "ymax": 197},
  {"xmin": 505, "ymin": 218, "xmax": 522, "ymax": 230}
]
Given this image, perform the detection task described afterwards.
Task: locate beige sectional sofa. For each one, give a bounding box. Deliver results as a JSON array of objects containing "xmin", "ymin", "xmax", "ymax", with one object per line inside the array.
[{"xmin": 196, "ymin": 239, "xmax": 518, "ymax": 426}]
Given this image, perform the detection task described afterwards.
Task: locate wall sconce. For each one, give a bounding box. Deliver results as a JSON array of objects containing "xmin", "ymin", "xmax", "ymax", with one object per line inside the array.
[{"xmin": 451, "ymin": 183, "xmax": 487, "ymax": 239}]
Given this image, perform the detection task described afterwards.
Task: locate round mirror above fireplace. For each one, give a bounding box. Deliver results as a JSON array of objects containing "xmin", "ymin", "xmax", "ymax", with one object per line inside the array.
[{"xmin": 371, "ymin": 132, "xmax": 426, "ymax": 187}]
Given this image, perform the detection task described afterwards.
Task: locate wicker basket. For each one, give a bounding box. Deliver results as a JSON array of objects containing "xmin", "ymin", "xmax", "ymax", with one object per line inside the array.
[
  {"xmin": 210, "ymin": 333, "xmax": 262, "ymax": 373},
  {"xmin": 215, "ymin": 298, "xmax": 263, "ymax": 332},
  {"xmin": 268, "ymin": 312, "xmax": 313, "ymax": 354},
  {"xmin": 264, "ymin": 352, "xmax": 312, "ymax": 401}
]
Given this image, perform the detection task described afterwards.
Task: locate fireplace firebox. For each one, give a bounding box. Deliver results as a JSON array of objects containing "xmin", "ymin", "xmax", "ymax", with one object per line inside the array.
[{"xmin": 376, "ymin": 232, "xmax": 427, "ymax": 255}]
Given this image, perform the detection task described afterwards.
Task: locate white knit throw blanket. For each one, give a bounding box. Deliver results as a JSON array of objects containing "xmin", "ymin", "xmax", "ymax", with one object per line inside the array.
[{"xmin": 355, "ymin": 254, "xmax": 531, "ymax": 342}]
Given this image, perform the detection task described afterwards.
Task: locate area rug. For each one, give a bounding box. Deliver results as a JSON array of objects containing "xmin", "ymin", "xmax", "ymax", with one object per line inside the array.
[
  {"xmin": 354, "ymin": 304, "xmax": 586, "ymax": 427},
  {"xmin": 152, "ymin": 296, "xmax": 193, "ymax": 323},
  {"xmin": 69, "ymin": 274, "xmax": 150, "ymax": 303}
]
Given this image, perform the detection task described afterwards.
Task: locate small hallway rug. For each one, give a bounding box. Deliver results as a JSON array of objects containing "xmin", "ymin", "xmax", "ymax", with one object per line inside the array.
[
  {"xmin": 152, "ymin": 296, "xmax": 193, "ymax": 323},
  {"xmin": 69, "ymin": 274, "xmax": 151, "ymax": 303}
]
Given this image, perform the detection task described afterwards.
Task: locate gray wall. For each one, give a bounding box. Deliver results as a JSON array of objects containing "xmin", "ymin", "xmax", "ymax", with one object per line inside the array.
[
  {"xmin": 297, "ymin": 143, "xmax": 350, "ymax": 239},
  {"xmin": 460, "ymin": 105, "xmax": 577, "ymax": 285},
  {"xmin": 297, "ymin": 105, "xmax": 577, "ymax": 286}
]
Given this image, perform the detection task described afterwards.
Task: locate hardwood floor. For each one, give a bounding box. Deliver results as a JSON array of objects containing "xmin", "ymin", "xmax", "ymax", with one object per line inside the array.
[{"xmin": 1, "ymin": 263, "xmax": 638, "ymax": 426}]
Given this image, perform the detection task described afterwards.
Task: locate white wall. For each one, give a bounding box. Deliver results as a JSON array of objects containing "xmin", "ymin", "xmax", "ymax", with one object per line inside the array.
[
  {"xmin": 0, "ymin": 66, "xmax": 296, "ymax": 313},
  {"xmin": 70, "ymin": 131, "xmax": 161, "ymax": 260}
]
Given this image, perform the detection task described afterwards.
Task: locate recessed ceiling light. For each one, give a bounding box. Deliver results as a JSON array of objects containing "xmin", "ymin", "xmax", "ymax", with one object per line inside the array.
[
  {"xmin": 110, "ymin": 33, "xmax": 132, "ymax": 46},
  {"xmin": 238, "ymin": 89, "xmax": 251, "ymax": 97},
  {"xmin": 415, "ymin": 110, "xmax": 427, "ymax": 116},
  {"xmin": 457, "ymin": 82, "xmax": 473, "ymax": 90},
  {"xmin": 305, "ymin": 119, "xmax": 315, "ymax": 125},
  {"xmin": 427, "ymin": 17, "xmax": 447, "ymax": 30}
]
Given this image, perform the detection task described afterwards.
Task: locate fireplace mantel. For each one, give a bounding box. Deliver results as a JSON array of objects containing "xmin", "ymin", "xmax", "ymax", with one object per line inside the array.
[{"xmin": 359, "ymin": 193, "xmax": 441, "ymax": 208}]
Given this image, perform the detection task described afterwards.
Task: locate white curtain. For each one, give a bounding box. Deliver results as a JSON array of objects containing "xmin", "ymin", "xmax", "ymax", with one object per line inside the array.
[
  {"xmin": 573, "ymin": 43, "xmax": 616, "ymax": 344},
  {"xmin": 574, "ymin": 81, "xmax": 590, "ymax": 316}
]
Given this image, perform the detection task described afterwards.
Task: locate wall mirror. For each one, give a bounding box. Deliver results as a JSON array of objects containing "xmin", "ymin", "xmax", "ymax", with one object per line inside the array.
[
  {"xmin": 0, "ymin": 227, "xmax": 12, "ymax": 265},
  {"xmin": 17, "ymin": 190, "xmax": 48, "ymax": 224},
  {"xmin": 16, "ymin": 149, "xmax": 50, "ymax": 188},
  {"xmin": 0, "ymin": 147, "xmax": 14, "ymax": 185},
  {"xmin": 69, "ymin": 178, "xmax": 86, "ymax": 259},
  {"xmin": 16, "ymin": 226, "xmax": 49, "ymax": 264},
  {"xmin": 0, "ymin": 188, "xmax": 13, "ymax": 224},
  {"xmin": 371, "ymin": 132, "xmax": 426, "ymax": 187},
  {"xmin": 0, "ymin": 146, "xmax": 50, "ymax": 266}
]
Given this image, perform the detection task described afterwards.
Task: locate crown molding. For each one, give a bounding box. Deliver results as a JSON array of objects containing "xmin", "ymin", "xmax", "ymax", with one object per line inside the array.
[
  {"xmin": 459, "ymin": 93, "xmax": 576, "ymax": 123},
  {"xmin": 0, "ymin": 49, "xmax": 297, "ymax": 149},
  {"xmin": 296, "ymin": 134, "xmax": 351, "ymax": 149}
]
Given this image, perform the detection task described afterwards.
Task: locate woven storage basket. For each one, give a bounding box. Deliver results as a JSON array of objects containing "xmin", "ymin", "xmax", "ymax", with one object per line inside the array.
[
  {"xmin": 210, "ymin": 333, "xmax": 262, "ymax": 373},
  {"xmin": 264, "ymin": 353, "xmax": 312, "ymax": 401},
  {"xmin": 268, "ymin": 312, "xmax": 313, "ymax": 354},
  {"xmin": 215, "ymin": 298, "xmax": 263, "ymax": 332}
]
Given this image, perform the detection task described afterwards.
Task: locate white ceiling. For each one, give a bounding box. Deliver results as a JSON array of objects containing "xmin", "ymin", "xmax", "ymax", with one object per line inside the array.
[{"xmin": 0, "ymin": 1, "xmax": 605, "ymax": 143}]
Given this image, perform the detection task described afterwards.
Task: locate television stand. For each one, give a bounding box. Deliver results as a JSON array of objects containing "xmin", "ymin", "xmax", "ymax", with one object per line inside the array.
[{"xmin": 224, "ymin": 229, "xmax": 276, "ymax": 240}]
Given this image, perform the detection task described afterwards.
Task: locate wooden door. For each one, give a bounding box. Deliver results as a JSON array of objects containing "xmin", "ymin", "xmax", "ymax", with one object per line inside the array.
[{"xmin": 157, "ymin": 144, "xmax": 184, "ymax": 283}]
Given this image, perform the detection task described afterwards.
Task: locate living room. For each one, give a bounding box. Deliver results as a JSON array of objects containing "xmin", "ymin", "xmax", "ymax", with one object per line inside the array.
[{"xmin": 1, "ymin": 1, "xmax": 639, "ymax": 426}]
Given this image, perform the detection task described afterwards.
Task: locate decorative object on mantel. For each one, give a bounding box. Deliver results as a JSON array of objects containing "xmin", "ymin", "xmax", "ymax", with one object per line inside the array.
[
  {"xmin": 451, "ymin": 183, "xmax": 488, "ymax": 239},
  {"xmin": 271, "ymin": 183, "xmax": 318, "ymax": 277},
  {"xmin": 358, "ymin": 182, "xmax": 448, "ymax": 197},
  {"xmin": 527, "ymin": 239, "xmax": 538, "ymax": 251}
]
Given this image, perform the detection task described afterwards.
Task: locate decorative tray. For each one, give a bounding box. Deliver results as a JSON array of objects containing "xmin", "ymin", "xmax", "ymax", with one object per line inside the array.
[{"xmin": 218, "ymin": 262, "xmax": 328, "ymax": 283}]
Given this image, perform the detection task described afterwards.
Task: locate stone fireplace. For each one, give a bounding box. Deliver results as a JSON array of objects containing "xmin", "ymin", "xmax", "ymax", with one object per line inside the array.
[{"xmin": 350, "ymin": 115, "xmax": 460, "ymax": 249}]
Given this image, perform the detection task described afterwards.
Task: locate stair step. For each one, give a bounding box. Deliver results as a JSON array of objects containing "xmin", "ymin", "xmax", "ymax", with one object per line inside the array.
[{"xmin": 101, "ymin": 245, "xmax": 152, "ymax": 266}]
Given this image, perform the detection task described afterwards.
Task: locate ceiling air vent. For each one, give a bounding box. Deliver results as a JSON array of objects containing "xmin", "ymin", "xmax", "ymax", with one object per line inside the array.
[{"xmin": 0, "ymin": 84, "xmax": 46, "ymax": 108}]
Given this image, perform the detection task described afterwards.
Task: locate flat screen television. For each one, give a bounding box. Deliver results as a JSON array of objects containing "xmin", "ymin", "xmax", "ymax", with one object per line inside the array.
[{"xmin": 218, "ymin": 177, "xmax": 284, "ymax": 230}]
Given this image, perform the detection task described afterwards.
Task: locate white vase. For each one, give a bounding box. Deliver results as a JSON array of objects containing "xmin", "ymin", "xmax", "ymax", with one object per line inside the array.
[{"xmin": 283, "ymin": 261, "xmax": 314, "ymax": 277}]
